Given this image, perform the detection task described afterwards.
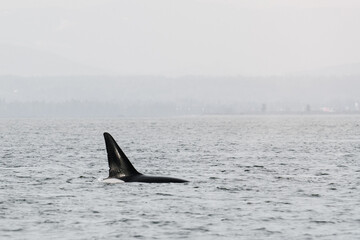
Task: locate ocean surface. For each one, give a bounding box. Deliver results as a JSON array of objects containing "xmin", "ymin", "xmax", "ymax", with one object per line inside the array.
[{"xmin": 1, "ymin": 115, "xmax": 360, "ymax": 239}]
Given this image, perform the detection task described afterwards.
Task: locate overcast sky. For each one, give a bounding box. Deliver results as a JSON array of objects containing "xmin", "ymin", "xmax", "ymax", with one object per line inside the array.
[{"xmin": 1, "ymin": 0, "xmax": 360, "ymax": 76}]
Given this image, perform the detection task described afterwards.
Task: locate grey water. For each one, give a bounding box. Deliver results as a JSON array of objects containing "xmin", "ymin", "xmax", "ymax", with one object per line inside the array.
[{"xmin": 1, "ymin": 115, "xmax": 360, "ymax": 239}]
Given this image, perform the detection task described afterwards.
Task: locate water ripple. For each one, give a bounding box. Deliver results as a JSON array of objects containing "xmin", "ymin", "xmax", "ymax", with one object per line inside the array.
[{"xmin": 0, "ymin": 116, "xmax": 360, "ymax": 239}]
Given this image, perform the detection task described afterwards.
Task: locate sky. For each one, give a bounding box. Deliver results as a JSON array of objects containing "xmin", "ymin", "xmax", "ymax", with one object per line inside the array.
[{"xmin": 1, "ymin": 0, "xmax": 360, "ymax": 76}]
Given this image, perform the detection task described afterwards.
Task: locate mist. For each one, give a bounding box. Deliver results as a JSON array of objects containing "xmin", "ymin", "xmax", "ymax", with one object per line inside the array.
[
  {"xmin": 2, "ymin": 0, "xmax": 360, "ymax": 76},
  {"xmin": 1, "ymin": 75, "xmax": 359, "ymax": 117},
  {"xmin": 1, "ymin": 0, "xmax": 360, "ymax": 117}
]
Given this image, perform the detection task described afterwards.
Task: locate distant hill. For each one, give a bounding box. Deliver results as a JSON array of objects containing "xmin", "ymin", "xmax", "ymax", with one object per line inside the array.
[
  {"xmin": 1, "ymin": 75, "xmax": 360, "ymax": 117},
  {"xmin": 294, "ymin": 63, "xmax": 360, "ymax": 76},
  {"xmin": 1, "ymin": 75, "xmax": 360, "ymax": 103},
  {"xmin": 0, "ymin": 44, "xmax": 106, "ymax": 76}
]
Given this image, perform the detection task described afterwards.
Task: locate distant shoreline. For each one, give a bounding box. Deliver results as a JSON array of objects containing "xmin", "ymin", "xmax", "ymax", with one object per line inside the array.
[{"xmin": 1, "ymin": 112, "xmax": 360, "ymax": 119}]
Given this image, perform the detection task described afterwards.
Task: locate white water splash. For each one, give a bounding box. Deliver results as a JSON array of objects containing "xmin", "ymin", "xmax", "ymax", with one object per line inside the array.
[{"xmin": 99, "ymin": 177, "xmax": 125, "ymax": 184}]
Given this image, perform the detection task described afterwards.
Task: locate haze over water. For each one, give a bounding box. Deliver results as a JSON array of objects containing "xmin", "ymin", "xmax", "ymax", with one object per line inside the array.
[
  {"xmin": 1, "ymin": 1, "xmax": 360, "ymax": 239},
  {"xmin": 1, "ymin": 116, "xmax": 359, "ymax": 239}
]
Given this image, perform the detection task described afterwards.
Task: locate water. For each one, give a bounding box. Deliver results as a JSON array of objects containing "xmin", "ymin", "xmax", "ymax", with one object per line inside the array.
[{"xmin": 1, "ymin": 115, "xmax": 360, "ymax": 239}]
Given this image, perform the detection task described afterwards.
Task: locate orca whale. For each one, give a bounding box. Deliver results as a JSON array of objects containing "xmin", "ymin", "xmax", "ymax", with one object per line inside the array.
[{"xmin": 103, "ymin": 132, "xmax": 188, "ymax": 183}]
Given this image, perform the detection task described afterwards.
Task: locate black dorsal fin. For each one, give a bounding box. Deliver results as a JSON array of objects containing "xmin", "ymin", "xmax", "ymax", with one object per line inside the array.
[{"xmin": 103, "ymin": 132, "xmax": 140, "ymax": 178}]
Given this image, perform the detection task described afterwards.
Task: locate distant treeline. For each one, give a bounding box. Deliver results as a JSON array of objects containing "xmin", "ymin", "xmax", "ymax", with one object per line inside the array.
[
  {"xmin": 1, "ymin": 99, "xmax": 359, "ymax": 118},
  {"xmin": 0, "ymin": 99, "xmax": 271, "ymax": 117},
  {"xmin": 0, "ymin": 75, "xmax": 360, "ymax": 117}
]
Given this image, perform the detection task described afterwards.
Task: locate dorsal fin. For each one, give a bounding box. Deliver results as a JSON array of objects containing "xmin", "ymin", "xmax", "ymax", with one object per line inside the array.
[{"xmin": 103, "ymin": 132, "xmax": 140, "ymax": 178}]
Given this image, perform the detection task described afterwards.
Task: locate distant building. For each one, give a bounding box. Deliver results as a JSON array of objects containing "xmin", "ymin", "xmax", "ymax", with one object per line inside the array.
[
  {"xmin": 321, "ymin": 107, "xmax": 334, "ymax": 113},
  {"xmin": 261, "ymin": 103, "xmax": 267, "ymax": 113}
]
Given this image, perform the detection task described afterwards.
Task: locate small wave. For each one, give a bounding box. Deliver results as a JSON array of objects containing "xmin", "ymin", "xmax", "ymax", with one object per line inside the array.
[
  {"xmin": 2, "ymin": 228, "xmax": 24, "ymax": 232},
  {"xmin": 315, "ymin": 172, "xmax": 330, "ymax": 176},
  {"xmin": 253, "ymin": 165, "xmax": 264, "ymax": 168},
  {"xmin": 155, "ymin": 193, "xmax": 173, "ymax": 196},
  {"xmin": 310, "ymin": 220, "xmax": 335, "ymax": 224}
]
